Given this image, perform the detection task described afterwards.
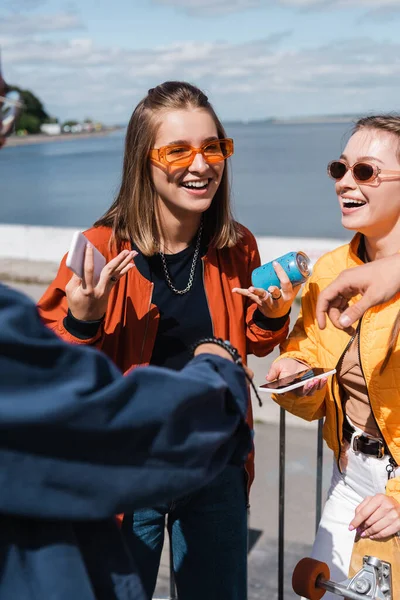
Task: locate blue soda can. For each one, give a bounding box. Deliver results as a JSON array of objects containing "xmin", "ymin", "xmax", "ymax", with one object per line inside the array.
[{"xmin": 251, "ymin": 251, "xmax": 312, "ymax": 291}]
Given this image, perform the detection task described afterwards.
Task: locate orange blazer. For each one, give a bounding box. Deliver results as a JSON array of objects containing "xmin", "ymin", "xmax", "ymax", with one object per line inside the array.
[{"xmin": 38, "ymin": 224, "xmax": 289, "ymax": 490}]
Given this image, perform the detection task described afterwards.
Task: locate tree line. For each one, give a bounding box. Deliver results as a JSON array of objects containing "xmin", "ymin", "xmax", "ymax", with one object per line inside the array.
[{"xmin": 7, "ymin": 85, "xmax": 54, "ymax": 134}]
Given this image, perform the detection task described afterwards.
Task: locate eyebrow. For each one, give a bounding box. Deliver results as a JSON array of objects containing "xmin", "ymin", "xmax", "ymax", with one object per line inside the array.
[
  {"xmin": 340, "ymin": 153, "xmax": 384, "ymax": 164},
  {"xmin": 166, "ymin": 136, "xmax": 219, "ymax": 146}
]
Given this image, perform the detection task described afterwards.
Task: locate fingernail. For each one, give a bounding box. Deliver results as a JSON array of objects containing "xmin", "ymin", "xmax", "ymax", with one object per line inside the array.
[
  {"xmin": 339, "ymin": 315, "xmax": 351, "ymax": 326},
  {"xmin": 273, "ymin": 261, "xmax": 278, "ymax": 266},
  {"xmin": 360, "ymin": 531, "xmax": 367, "ymax": 538},
  {"xmin": 348, "ymin": 525, "xmax": 354, "ymax": 531}
]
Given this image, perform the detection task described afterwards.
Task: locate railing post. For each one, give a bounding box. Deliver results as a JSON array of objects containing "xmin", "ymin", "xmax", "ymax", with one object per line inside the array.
[
  {"xmin": 278, "ymin": 407, "xmax": 286, "ymax": 600},
  {"xmin": 315, "ymin": 418, "xmax": 324, "ymax": 534}
]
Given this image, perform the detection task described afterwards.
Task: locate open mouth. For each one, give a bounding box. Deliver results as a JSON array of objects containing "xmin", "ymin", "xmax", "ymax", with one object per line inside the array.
[
  {"xmin": 341, "ymin": 197, "xmax": 367, "ymax": 209},
  {"xmin": 180, "ymin": 178, "xmax": 210, "ymax": 191}
]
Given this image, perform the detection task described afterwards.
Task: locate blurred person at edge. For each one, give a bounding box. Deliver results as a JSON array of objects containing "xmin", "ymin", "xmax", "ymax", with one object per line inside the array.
[
  {"xmin": 38, "ymin": 80, "xmax": 300, "ymax": 600},
  {"xmin": 267, "ymin": 114, "xmax": 400, "ymax": 595},
  {"xmin": 316, "ymin": 253, "xmax": 400, "ymax": 330},
  {"xmin": 0, "ymin": 65, "xmax": 255, "ymax": 600}
]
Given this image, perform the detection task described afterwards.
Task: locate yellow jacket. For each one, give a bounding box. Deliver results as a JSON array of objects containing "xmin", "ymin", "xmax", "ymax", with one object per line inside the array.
[{"xmin": 273, "ymin": 233, "xmax": 400, "ymax": 502}]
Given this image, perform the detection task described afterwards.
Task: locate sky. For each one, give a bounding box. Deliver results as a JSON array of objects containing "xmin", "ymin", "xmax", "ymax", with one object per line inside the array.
[{"xmin": 1, "ymin": 0, "xmax": 400, "ymax": 124}]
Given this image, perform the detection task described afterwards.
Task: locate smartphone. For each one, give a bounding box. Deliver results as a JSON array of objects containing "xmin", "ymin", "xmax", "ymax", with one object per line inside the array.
[
  {"xmin": 66, "ymin": 231, "xmax": 106, "ymax": 285},
  {"xmin": 258, "ymin": 367, "xmax": 336, "ymax": 394}
]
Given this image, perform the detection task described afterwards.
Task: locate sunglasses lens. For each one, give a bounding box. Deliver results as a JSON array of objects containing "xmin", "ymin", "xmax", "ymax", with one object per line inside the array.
[
  {"xmin": 165, "ymin": 146, "xmax": 193, "ymax": 165},
  {"xmin": 353, "ymin": 163, "xmax": 374, "ymax": 182},
  {"xmin": 328, "ymin": 161, "xmax": 347, "ymax": 180},
  {"xmin": 203, "ymin": 140, "xmax": 233, "ymax": 162}
]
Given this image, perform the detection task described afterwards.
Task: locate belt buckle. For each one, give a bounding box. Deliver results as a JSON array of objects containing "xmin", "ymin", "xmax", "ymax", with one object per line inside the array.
[
  {"xmin": 352, "ymin": 434, "xmax": 361, "ymax": 453},
  {"xmin": 352, "ymin": 434, "xmax": 385, "ymax": 459}
]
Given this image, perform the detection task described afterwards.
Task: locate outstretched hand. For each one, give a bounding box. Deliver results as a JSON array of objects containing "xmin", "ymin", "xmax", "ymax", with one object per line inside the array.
[
  {"xmin": 266, "ymin": 358, "xmax": 328, "ymax": 397},
  {"xmin": 232, "ymin": 261, "xmax": 301, "ymax": 319},
  {"xmin": 66, "ymin": 244, "xmax": 137, "ymax": 321},
  {"xmin": 316, "ymin": 254, "xmax": 400, "ymax": 330}
]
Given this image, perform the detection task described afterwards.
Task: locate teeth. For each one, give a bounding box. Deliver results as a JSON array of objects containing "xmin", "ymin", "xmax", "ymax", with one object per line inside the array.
[
  {"xmin": 182, "ymin": 180, "xmax": 208, "ymax": 189},
  {"xmin": 342, "ymin": 197, "xmax": 366, "ymax": 206}
]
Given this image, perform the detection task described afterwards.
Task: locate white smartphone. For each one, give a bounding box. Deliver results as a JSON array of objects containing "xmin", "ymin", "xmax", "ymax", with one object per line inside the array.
[
  {"xmin": 258, "ymin": 367, "xmax": 336, "ymax": 394},
  {"xmin": 66, "ymin": 231, "xmax": 106, "ymax": 285}
]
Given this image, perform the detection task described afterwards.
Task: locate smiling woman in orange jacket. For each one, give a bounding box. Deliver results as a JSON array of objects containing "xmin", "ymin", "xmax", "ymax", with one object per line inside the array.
[
  {"xmin": 38, "ymin": 81, "xmax": 299, "ymax": 600},
  {"xmin": 267, "ymin": 114, "xmax": 400, "ymax": 593}
]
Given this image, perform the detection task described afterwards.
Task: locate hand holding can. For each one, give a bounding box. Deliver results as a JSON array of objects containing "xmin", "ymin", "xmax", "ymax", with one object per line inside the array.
[
  {"xmin": 251, "ymin": 251, "xmax": 312, "ymax": 291},
  {"xmin": 232, "ymin": 251, "xmax": 309, "ymax": 319}
]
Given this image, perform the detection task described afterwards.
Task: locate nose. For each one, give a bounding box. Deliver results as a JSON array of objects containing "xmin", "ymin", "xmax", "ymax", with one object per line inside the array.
[
  {"xmin": 336, "ymin": 165, "xmax": 357, "ymax": 194},
  {"xmin": 189, "ymin": 151, "xmax": 209, "ymax": 173}
]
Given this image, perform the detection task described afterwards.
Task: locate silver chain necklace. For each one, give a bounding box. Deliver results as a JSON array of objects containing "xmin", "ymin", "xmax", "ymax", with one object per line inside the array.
[{"xmin": 159, "ymin": 221, "xmax": 203, "ymax": 295}]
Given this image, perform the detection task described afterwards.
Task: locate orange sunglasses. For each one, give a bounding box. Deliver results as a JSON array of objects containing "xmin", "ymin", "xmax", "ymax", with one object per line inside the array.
[{"xmin": 149, "ymin": 138, "xmax": 234, "ymax": 168}]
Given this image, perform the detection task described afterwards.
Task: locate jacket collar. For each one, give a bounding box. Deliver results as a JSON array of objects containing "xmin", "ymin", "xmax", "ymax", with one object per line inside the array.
[{"xmin": 348, "ymin": 232, "xmax": 365, "ymax": 266}]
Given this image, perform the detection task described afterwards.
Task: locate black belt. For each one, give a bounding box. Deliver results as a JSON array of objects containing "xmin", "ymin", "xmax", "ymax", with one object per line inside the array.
[{"xmin": 343, "ymin": 419, "xmax": 389, "ymax": 459}]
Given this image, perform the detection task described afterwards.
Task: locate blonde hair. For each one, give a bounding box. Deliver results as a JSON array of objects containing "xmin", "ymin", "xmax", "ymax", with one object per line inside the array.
[
  {"xmin": 94, "ymin": 81, "xmax": 241, "ymax": 254},
  {"xmin": 352, "ymin": 114, "xmax": 400, "ymax": 373}
]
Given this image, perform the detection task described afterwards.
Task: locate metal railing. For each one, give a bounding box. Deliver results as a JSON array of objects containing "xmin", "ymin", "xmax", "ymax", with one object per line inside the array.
[
  {"xmin": 156, "ymin": 411, "xmax": 325, "ymax": 600},
  {"xmin": 278, "ymin": 410, "xmax": 324, "ymax": 600}
]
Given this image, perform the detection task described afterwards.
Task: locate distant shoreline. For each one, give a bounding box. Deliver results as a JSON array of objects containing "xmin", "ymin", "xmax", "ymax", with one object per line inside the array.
[
  {"xmin": 5, "ymin": 120, "xmax": 355, "ymax": 149},
  {"xmin": 224, "ymin": 117, "xmax": 357, "ymax": 127},
  {"xmin": 4, "ymin": 128, "xmax": 122, "ymax": 148}
]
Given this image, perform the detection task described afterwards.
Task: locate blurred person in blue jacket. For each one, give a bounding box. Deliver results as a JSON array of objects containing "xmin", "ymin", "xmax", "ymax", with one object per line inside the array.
[{"xmin": 0, "ymin": 65, "xmax": 252, "ymax": 600}]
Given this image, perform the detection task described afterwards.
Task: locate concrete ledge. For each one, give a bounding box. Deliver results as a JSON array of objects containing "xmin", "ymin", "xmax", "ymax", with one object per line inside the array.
[
  {"xmin": 0, "ymin": 224, "xmax": 76, "ymax": 262},
  {"xmin": 0, "ymin": 258, "xmax": 59, "ymax": 284},
  {"xmin": 0, "ymin": 223, "xmax": 347, "ymax": 281}
]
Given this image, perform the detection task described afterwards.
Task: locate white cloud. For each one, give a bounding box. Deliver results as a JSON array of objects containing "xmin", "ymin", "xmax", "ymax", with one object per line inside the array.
[
  {"xmin": 3, "ymin": 32, "xmax": 400, "ymax": 123},
  {"xmin": 0, "ymin": 11, "xmax": 84, "ymax": 36},
  {"xmin": 2, "ymin": 0, "xmax": 58, "ymax": 14},
  {"xmin": 153, "ymin": 0, "xmax": 400, "ymax": 16},
  {"xmin": 4, "ymin": 0, "xmax": 48, "ymax": 9}
]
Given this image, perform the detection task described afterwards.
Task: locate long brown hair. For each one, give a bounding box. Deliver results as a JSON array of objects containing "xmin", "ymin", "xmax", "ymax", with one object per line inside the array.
[
  {"xmin": 352, "ymin": 114, "xmax": 400, "ymax": 373},
  {"xmin": 94, "ymin": 81, "xmax": 241, "ymax": 254}
]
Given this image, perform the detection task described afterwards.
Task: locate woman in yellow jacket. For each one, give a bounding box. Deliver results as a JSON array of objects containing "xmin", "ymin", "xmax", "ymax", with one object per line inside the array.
[{"xmin": 267, "ymin": 114, "xmax": 400, "ymax": 590}]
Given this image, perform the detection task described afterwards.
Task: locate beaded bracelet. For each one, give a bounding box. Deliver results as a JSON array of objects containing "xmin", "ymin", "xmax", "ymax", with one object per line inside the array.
[{"xmin": 190, "ymin": 337, "xmax": 263, "ymax": 407}]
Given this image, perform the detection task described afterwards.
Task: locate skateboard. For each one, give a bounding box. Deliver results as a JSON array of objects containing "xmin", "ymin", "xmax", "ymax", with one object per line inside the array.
[{"xmin": 292, "ymin": 533, "xmax": 399, "ymax": 599}]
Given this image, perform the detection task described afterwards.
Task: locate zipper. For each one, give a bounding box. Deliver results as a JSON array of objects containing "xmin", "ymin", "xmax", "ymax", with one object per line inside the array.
[
  {"xmin": 330, "ymin": 330, "xmax": 357, "ymax": 473},
  {"xmin": 356, "ymin": 317, "xmax": 397, "ymax": 475},
  {"xmin": 138, "ymin": 282, "xmax": 154, "ymax": 365},
  {"xmin": 201, "ymin": 258, "xmax": 214, "ymax": 335}
]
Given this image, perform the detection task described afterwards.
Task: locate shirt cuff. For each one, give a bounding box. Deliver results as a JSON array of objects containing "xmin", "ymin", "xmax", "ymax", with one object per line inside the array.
[
  {"xmin": 64, "ymin": 309, "xmax": 104, "ymax": 340},
  {"xmin": 253, "ymin": 308, "xmax": 290, "ymax": 331}
]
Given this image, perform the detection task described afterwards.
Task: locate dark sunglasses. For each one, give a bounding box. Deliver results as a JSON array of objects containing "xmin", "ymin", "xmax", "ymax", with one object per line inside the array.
[{"xmin": 327, "ymin": 159, "xmax": 400, "ymax": 184}]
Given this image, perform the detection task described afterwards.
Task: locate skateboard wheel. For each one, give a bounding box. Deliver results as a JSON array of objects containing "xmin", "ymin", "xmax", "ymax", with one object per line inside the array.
[{"xmin": 292, "ymin": 557, "xmax": 330, "ymax": 599}]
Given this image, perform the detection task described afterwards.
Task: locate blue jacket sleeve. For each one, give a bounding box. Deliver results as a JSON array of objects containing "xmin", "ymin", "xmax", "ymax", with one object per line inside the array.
[{"xmin": 0, "ymin": 283, "xmax": 251, "ymax": 520}]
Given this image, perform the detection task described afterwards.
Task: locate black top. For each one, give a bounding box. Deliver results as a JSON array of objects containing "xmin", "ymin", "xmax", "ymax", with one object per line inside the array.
[{"xmin": 135, "ymin": 241, "xmax": 213, "ymax": 371}]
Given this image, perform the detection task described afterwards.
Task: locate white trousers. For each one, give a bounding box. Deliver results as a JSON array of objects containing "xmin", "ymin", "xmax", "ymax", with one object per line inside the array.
[{"xmin": 307, "ymin": 423, "xmax": 399, "ymax": 600}]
